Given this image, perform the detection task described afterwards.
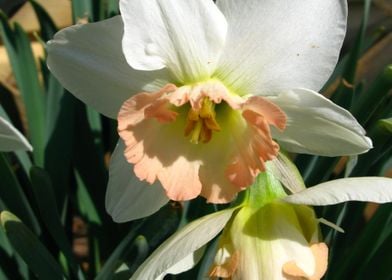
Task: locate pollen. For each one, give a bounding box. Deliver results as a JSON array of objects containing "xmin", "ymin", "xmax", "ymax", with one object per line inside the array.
[{"xmin": 184, "ymin": 97, "xmax": 221, "ymax": 144}]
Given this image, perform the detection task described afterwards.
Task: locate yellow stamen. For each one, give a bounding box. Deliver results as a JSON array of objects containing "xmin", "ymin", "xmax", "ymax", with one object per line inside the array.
[
  {"xmin": 200, "ymin": 98, "xmax": 215, "ymax": 118},
  {"xmin": 189, "ymin": 120, "xmax": 203, "ymax": 144},
  {"xmin": 204, "ymin": 116, "xmax": 221, "ymax": 131},
  {"xmin": 184, "ymin": 97, "xmax": 221, "ymax": 144},
  {"xmin": 188, "ymin": 108, "xmax": 200, "ymax": 121},
  {"xmin": 200, "ymin": 122, "xmax": 212, "ymax": 143}
]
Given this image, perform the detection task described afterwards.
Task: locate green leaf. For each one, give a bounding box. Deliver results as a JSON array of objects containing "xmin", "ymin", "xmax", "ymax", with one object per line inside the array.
[
  {"xmin": 351, "ymin": 119, "xmax": 392, "ymax": 176},
  {"xmin": 96, "ymin": 222, "xmax": 144, "ymax": 280},
  {"xmin": 351, "ymin": 65, "xmax": 392, "ymax": 125},
  {"xmin": 13, "ymin": 150, "xmax": 33, "ymax": 175},
  {"xmin": 72, "ymin": 0, "xmax": 93, "ymax": 22},
  {"xmin": 106, "ymin": 0, "xmax": 119, "ymax": 17},
  {"xmin": 0, "ymin": 211, "xmax": 65, "ymax": 280},
  {"xmin": 0, "ymin": 153, "xmax": 40, "ymax": 234},
  {"xmin": 331, "ymin": 0, "xmax": 371, "ymax": 109},
  {"xmin": 358, "ymin": 234, "xmax": 392, "ymax": 280},
  {"xmin": 0, "ymin": 239, "xmax": 26, "ymax": 280},
  {"xmin": 44, "ymin": 93, "xmax": 76, "ymax": 212},
  {"xmin": 75, "ymin": 170, "xmax": 102, "ymax": 225},
  {"xmin": 0, "ymin": 225, "xmax": 12, "ymax": 257},
  {"xmin": 29, "ymin": 167, "xmax": 85, "ymax": 279},
  {"xmin": 332, "ymin": 204, "xmax": 392, "ymax": 280},
  {"xmin": 0, "ymin": 215, "xmax": 30, "ymax": 279},
  {"xmin": 29, "ymin": 0, "xmax": 58, "ymax": 42},
  {"xmin": 124, "ymin": 235, "xmax": 149, "ymax": 274},
  {"xmin": 378, "ymin": 118, "xmax": 392, "ymax": 134},
  {"xmin": 0, "ymin": 13, "xmax": 46, "ymax": 166},
  {"xmin": 96, "ymin": 204, "xmax": 181, "ymax": 279},
  {"xmin": 73, "ymin": 104, "xmax": 107, "ymax": 220},
  {"xmin": 0, "ymin": 84, "xmax": 24, "ymax": 133},
  {"xmin": 86, "ymin": 107, "xmax": 104, "ymax": 155}
]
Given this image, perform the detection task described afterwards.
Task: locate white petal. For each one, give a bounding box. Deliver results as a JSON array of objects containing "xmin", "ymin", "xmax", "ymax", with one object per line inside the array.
[
  {"xmin": 268, "ymin": 153, "xmax": 306, "ymax": 194},
  {"xmin": 105, "ymin": 140, "xmax": 169, "ymax": 222},
  {"xmin": 231, "ymin": 205, "xmax": 317, "ymax": 279},
  {"xmin": 284, "ymin": 177, "xmax": 392, "ymax": 205},
  {"xmin": 215, "ymin": 0, "xmax": 347, "ymax": 94},
  {"xmin": 120, "ymin": 0, "xmax": 227, "ymax": 82},
  {"xmin": 0, "ymin": 117, "xmax": 32, "ymax": 152},
  {"xmin": 269, "ymin": 89, "xmax": 372, "ymax": 156},
  {"xmin": 47, "ymin": 16, "xmax": 170, "ymax": 119},
  {"xmin": 131, "ymin": 209, "xmax": 236, "ymax": 280},
  {"xmin": 155, "ymin": 247, "xmax": 206, "ymax": 280}
]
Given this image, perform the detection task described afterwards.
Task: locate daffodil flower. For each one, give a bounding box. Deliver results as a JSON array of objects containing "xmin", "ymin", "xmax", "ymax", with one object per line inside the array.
[
  {"xmin": 130, "ymin": 173, "xmax": 392, "ymax": 280},
  {"xmin": 47, "ymin": 0, "xmax": 372, "ymax": 221},
  {"xmin": 0, "ymin": 106, "xmax": 32, "ymax": 152}
]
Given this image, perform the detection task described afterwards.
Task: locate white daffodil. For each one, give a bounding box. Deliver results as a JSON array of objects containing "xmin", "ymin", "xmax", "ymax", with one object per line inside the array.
[
  {"xmin": 130, "ymin": 173, "xmax": 392, "ymax": 280},
  {"xmin": 0, "ymin": 107, "xmax": 32, "ymax": 152},
  {"xmin": 47, "ymin": 0, "xmax": 372, "ymax": 221}
]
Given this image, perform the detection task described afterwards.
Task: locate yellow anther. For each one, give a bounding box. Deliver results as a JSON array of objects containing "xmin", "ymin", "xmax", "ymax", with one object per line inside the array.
[
  {"xmin": 188, "ymin": 108, "xmax": 200, "ymax": 121},
  {"xmin": 189, "ymin": 120, "xmax": 203, "ymax": 144},
  {"xmin": 184, "ymin": 97, "xmax": 221, "ymax": 144},
  {"xmin": 200, "ymin": 98, "xmax": 216, "ymax": 118},
  {"xmin": 204, "ymin": 116, "xmax": 221, "ymax": 131},
  {"xmin": 200, "ymin": 122, "xmax": 212, "ymax": 143}
]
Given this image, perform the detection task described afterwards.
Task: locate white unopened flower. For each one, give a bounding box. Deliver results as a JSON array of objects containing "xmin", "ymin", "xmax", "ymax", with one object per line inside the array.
[
  {"xmin": 130, "ymin": 174, "xmax": 392, "ymax": 280},
  {"xmin": 47, "ymin": 0, "xmax": 372, "ymax": 222},
  {"xmin": 210, "ymin": 197, "xmax": 327, "ymax": 279}
]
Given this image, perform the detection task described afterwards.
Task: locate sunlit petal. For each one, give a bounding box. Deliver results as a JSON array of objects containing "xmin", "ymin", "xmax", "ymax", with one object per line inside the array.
[
  {"xmin": 130, "ymin": 208, "xmax": 236, "ymax": 280},
  {"xmin": 120, "ymin": 0, "xmax": 227, "ymax": 82},
  {"xmin": 215, "ymin": 0, "xmax": 347, "ymax": 94},
  {"xmin": 284, "ymin": 177, "xmax": 392, "ymax": 205},
  {"xmin": 47, "ymin": 16, "xmax": 170, "ymax": 118},
  {"xmin": 269, "ymin": 88, "xmax": 372, "ymax": 156}
]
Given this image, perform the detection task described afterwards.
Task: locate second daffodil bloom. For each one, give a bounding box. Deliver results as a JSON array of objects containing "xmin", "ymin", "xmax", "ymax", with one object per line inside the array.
[
  {"xmin": 47, "ymin": 0, "xmax": 372, "ymax": 221},
  {"xmin": 129, "ymin": 174, "xmax": 392, "ymax": 280}
]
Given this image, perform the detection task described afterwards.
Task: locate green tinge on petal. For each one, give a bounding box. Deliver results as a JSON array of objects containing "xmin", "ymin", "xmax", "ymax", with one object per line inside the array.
[
  {"xmin": 268, "ymin": 153, "xmax": 306, "ymax": 193},
  {"xmin": 236, "ymin": 202, "xmax": 318, "ymax": 243},
  {"xmin": 220, "ymin": 201, "xmax": 320, "ymax": 279},
  {"xmin": 244, "ymin": 171, "xmax": 288, "ymax": 210}
]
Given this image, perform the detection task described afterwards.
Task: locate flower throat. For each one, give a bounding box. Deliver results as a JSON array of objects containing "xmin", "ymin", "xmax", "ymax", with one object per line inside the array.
[{"xmin": 184, "ymin": 97, "xmax": 221, "ymax": 144}]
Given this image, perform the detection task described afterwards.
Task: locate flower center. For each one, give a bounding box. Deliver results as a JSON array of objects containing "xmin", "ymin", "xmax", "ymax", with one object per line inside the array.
[
  {"xmin": 117, "ymin": 81, "xmax": 288, "ymax": 201},
  {"xmin": 184, "ymin": 97, "xmax": 221, "ymax": 144}
]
